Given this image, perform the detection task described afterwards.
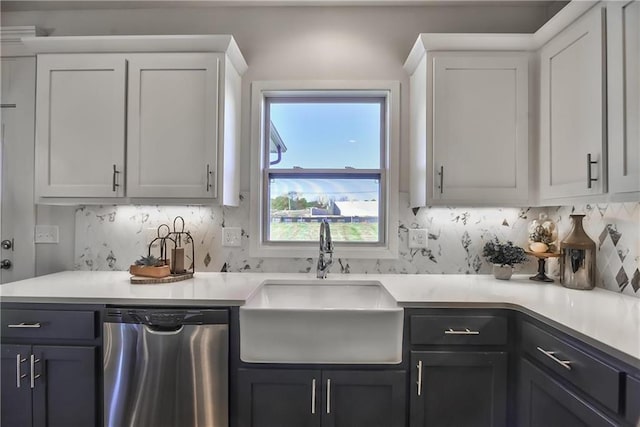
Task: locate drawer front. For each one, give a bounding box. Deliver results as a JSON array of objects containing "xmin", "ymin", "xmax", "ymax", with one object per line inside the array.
[
  {"xmin": 1, "ymin": 309, "xmax": 96, "ymax": 340},
  {"xmin": 521, "ymin": 321, "xmax": 620, "ymax": 413},
  {"xmin": 410, "ymin": 315, "xmax": 507, "ymax": 346},
  {"xmin": 626, "ymin": 375, "xmax": 640, "ymax": 425}
]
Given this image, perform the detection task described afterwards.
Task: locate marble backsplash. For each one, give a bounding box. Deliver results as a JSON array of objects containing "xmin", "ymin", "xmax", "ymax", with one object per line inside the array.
[
  {"xmin": 546, "ymin": 203, "xmax": 640, "ymax": 297},
  {"xmin": 74, "ymin": 193, "xmax": 640, "ymax": 298}
]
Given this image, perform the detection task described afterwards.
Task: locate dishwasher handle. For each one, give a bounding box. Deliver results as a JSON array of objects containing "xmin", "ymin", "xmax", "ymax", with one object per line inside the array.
[
  {"xmin": 144, "ymin": 324, "xmax": 184, "ymax": 334},
  {"xmin": 104, "ymin": 308, "xmax": 229, "ymax": 326}
]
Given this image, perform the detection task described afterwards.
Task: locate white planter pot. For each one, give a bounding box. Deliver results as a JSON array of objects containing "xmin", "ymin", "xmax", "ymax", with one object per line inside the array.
[{"xmin": 493, "ymin": 264, "xmax": 513, "ymax": 280}]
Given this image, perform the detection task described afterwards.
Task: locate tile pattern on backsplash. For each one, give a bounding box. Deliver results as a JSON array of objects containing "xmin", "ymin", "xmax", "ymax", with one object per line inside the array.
[
  {"xmin": 74, "ymin": 194, "xmax": 640, "ymax": 298},
  {"xmin": 75, "ymin": 205, "xmax": 222, "ymax": 272},
  {"xmin": 547, "ymin": 202, "xmax": 640, "ymax": 297},
  {"xmin": 74, "ymin": 193, "xmax": 540, "ymax": 275}
]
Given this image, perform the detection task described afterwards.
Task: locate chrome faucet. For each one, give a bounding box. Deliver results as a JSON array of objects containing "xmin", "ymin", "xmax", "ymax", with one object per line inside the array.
[{"xmin": 317, "ymin": 219, "xmax": 334, "ymax": 279}]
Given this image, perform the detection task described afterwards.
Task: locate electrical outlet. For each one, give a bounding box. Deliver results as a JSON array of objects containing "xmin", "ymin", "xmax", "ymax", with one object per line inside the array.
[
  {"xmin": 222, "ymin": 227, "xmax": 242, "ymax": 247},
  {"xmin": 408, "ymin": 228, "xmax": 428, "ymax": 249},
  {"xmin": 34, "ymin": 225, "xmax": 59, "ymax": 244}
]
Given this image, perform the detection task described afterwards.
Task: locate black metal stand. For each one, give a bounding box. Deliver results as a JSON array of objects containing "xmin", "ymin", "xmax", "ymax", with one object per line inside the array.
[
  {"xmin": 529, "ymin": 257, "xmax": 554, "ymax": 282},
  {"xmin": 526, "ymin": 250, "xmax": 559, "ymax": 283}
]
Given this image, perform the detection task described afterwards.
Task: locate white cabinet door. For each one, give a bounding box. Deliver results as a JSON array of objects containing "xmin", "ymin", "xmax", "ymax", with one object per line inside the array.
[
  {"xmin": 35, "ymin": 54, "xmax": 126, "ymax": 198},
  {"xmin": 431, "ymin": 54, "xmax": 529, "ymax": 204},
  {"xmin": 539, "ymin": 6, "xmax": 606, "ymax": 201},
  {"xmin": 126, "ymin": 54, "xmax": 220, "ymax": 198},
  {"xmin": 608, "ymin": 0, "xmax": 640, "ymax": 196}
]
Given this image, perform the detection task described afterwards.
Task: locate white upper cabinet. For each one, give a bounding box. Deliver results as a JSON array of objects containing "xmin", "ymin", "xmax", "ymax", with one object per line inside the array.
[
  {"xmin": 126, "ymin": 54, "xmax": 220, "ymax": 198},
  {"xmin": 431, "ymin": 54, "xmax": 529, "ymax": 205},
  {"xmin": 404, "ymin": 2, "xmax": 632, "ymax": 207},
  {"xmin": 538, "ymin": 5, "xmax": 606, "ymax": 201},
  {"xmin": 607, "ymin": 0, "xmax": 640, "ymax": 197},
  {"xmin": 405, "ymin": 35, "xmax": 533, "ymax": 207},
  {"xmin": 35, "ymin": 54, "xmax": 127, "ymax": 198},
  {"xmin": 25, "ymin": 35, "xmax": 246, "ymax": 205}
]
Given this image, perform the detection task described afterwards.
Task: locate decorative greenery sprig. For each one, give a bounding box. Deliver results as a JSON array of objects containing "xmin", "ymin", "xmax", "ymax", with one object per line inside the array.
[{"xmin": 482, "ymin": 238, "xmax": 527, "ymax": 267}]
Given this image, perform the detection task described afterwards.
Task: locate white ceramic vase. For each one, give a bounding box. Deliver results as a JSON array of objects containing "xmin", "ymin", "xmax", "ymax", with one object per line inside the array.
[{"xmin": 493, "ymin": 264, "xmax": 513, "ymax": 280}]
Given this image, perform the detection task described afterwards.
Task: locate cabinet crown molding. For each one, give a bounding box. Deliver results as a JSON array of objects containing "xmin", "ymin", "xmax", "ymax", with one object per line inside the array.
[
  {"xmin": 403, "ymin": 33, "xmax": 534, "ymax": 73},
  {"xmin": 1, "ymin": 26, "xmax": 45, "ymax": 57},
  {"xmin": 21, "ymin": 34, "xmax": 248, "ymax": 74},
  {"xmin": 403, "ymin": 0, "xmax": 599, "ymax": 74}
]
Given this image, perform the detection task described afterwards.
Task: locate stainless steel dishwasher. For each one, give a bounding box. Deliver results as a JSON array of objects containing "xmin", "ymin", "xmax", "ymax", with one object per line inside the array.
[{"xmin": 103, "ymin": 307, "xmax": 228, "ymax": 427}]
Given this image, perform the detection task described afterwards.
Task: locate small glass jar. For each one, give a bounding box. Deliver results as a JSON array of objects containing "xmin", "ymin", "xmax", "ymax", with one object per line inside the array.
[
  {"xmin": 559, "ymin": 214, "xmax": 596, "ymax": 290},
  {"xmin": 528, "ymin": 213, "xmax": 558, "ymax": 253}
]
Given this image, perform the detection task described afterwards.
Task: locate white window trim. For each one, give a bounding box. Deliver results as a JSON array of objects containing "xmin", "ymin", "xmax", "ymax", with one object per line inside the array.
[{"xmin": 249, "ymin": 80, "xmax": 400, "ymax": 259}]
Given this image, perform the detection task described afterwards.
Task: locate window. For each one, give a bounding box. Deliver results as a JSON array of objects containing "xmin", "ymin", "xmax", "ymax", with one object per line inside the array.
[{"xmin": 250, "ymin": 81, "xmax": 399, "ymax": 259}]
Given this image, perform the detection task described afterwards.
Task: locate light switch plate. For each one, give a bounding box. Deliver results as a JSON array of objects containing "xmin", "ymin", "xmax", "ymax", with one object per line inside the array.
[
  {"xmin": 34, "ymin": 225, "xmax": 59, "ymax": 244},
  {"xmin": 408, "ymin": 228, "xmax": 428, "ymax": 249},
  {"xmin": 222, "ymin": 227, "xmax": 242, "ymax": 247}
]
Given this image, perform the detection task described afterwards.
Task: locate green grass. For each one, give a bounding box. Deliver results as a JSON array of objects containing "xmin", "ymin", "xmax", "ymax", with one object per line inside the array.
[{"xmin": 269, "ymin": 222, "xmax": 379, "ymax": 242}]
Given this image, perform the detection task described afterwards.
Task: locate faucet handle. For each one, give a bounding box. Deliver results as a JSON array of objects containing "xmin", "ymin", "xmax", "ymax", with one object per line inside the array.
[{"xmin": 320, "ymin": 219, "xmax": 333, "ymax": 252}]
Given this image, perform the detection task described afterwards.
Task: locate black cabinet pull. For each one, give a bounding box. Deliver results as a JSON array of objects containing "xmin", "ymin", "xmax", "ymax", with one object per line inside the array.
[
  {"xmin": 112, "ymin": 164, "xmax": 120, "ymax": 192},
  {"xmin": 587, "ymin": 154, "xmax": 598, "ymax": 189}
]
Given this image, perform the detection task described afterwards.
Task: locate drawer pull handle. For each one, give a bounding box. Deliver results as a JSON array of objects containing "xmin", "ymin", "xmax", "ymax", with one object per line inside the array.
[
  {"xmin": 537, "ymin": 346, "xmax": 572, "ymax": 370},
  {"xmin": 326, "ymin": 379, "xmax": 331, "ymax": 414},
  {"xmin": 416, "ymin": 360, "xmax": 423, "ymax": 396},
  {"xmin": 30, "ymin": 355, "xmax": 41, "ymax": 389},
  {"xmin": 445, "ymin": 328, "xmax": 479, "ymax": 335},
  {"xmin": 311, "ymin": 378, "xmax": 316, "ymax": 414},
  {"xmin": 8, "ymin": 322, "xmax": 41, "ymax": 328}
]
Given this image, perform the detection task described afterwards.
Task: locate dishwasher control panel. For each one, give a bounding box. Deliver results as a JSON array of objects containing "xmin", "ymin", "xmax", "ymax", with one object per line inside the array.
[{"xmin": 104, "ymin": 307, "xmax": 228, "ymax": 326}]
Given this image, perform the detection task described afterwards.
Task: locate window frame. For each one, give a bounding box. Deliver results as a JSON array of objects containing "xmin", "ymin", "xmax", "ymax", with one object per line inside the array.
[{"xmin": 250, "ymin": 81, "xmax": 399, "ymax": 259}]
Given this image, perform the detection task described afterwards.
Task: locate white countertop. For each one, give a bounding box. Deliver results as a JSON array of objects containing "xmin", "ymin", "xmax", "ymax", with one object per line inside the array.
[{"xmin": 1, "ymin": 271, "xmax": 638, "ymax": 367}]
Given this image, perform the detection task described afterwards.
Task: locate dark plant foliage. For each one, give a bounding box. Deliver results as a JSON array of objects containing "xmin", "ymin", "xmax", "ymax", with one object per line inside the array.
[
  {"xmin": 134, "ymin": 255, "xmax": 164, "ymax": 267},
  {"xmin": 482, "ymin": 238, "xmax": 527, "ymax": 267}
]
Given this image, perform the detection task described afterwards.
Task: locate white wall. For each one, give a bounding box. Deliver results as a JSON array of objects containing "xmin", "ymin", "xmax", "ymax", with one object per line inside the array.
[{"xmin": 34, "ymin": 205, "xmax": 75, "ymax": 275}]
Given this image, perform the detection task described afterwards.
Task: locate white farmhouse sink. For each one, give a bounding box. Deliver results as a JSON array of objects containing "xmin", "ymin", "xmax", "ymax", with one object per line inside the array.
[{"xmin": 239, "ymin": 280, "xmax": 403, "ymax": 364}]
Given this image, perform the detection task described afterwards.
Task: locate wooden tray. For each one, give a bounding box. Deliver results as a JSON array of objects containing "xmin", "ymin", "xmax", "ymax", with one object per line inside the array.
[
  {"xmin": 130, "ymin": 272, "xmax": 194, "ymax": 285},
  {"xmin": 129, "ymin": 264, "xmax": 171, "ymax": 278}
]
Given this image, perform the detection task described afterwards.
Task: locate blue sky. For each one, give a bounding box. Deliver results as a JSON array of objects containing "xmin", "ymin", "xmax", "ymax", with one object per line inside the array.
[
  {"xmin": 269, "ymin": 101, "xmax": 381, "ymax": 202},
  {"xmin": 269, "ymin": 102, "xmax": 381, "ymax": 169}
]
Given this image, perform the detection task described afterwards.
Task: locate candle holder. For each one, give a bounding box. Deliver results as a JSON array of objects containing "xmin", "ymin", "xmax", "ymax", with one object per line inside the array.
[{"xmin": 525, "ymin": 250, "xmax": 560, "ymax": 283}]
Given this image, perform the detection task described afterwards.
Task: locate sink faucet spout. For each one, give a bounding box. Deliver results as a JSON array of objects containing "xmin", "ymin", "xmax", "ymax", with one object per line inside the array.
[{"xmin": 317, "ymin": 219, "xmax": 334, "ymax": 279}]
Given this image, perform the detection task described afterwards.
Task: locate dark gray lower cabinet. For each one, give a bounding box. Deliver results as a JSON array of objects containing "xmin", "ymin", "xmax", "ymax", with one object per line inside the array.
[
  {"xmin": 238, "ymin": 368, "xmax": 406, "ymax": 427},
  {"xmin": 238, "ymin": 369, "xmax": 319, "ymax": 427},
  {"xmin": 626, "ymin": 375, "xmax": 640, "ymax": 425},
  {"xmin": 410, "ymin": 351, "xmax": 507, "ymax": 427},
  {"xmin": 323, "ymin": 370, "xmax": 406, "ymax": 427},
  {"xmin": 518, "ymin": 358, "xmax": 617, "ymax": 427},
  {"xmin": 1, "ymin": 344, "xmax": 96, "ymax": 427},
  {"xmin": 1, "ymin": 344, "xmax": 33, "ymax": 427}
]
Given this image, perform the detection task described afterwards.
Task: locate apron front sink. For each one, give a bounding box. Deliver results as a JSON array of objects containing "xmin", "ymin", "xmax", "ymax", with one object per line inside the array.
[{"xmin": 239, "ymin": 280, "xmax": 403, "ymax": 364}]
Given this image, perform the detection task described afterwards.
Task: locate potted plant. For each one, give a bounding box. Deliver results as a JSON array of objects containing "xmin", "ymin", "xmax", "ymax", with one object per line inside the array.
[
  {"xmin": 482, "ymin": 238, "xmax": 527, "ymax": 280},
  {"xmin": 129, "ymin": 255, "xmax": 171, "ymax": 278}
]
